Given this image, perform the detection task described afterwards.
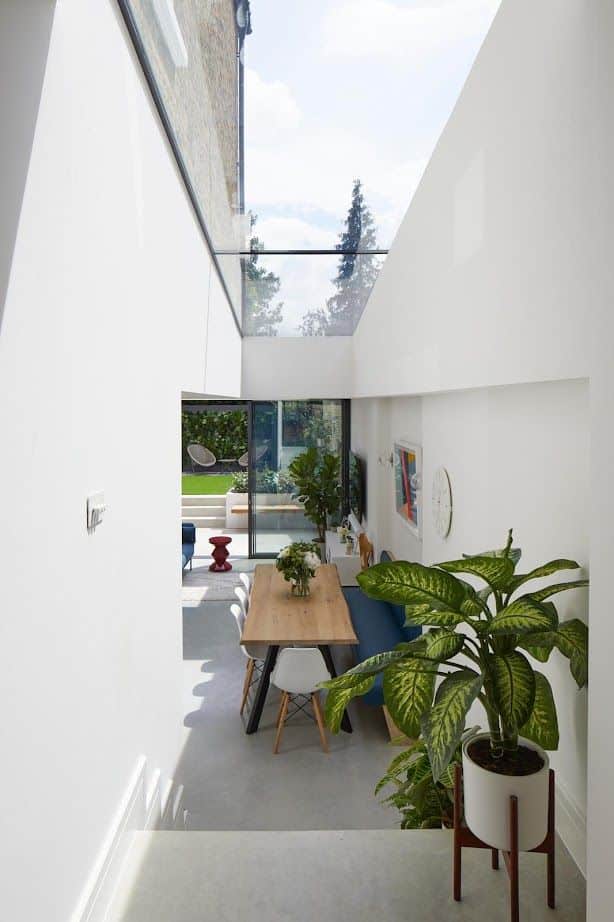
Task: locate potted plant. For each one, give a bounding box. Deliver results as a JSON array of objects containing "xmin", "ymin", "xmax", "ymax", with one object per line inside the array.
[
  {"xmin": 288, "ymin": 447, "xmax": 341, "ymax": 550},
  {"xmin": 376, "ymin": 736, "xmax": 467, "ymax": 830},
  {"xmin": 276, "ymin": 541, "xmax": 322, "ymax": 597},
  {"xmin": 323, "ymin": 530, "xmax": 588, "ymax": 852}
]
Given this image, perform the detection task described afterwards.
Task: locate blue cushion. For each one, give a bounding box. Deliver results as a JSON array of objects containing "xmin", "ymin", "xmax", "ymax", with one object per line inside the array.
[
  {"xmin": 342, "ymin": 587, "xmax": 422, "ymax": 706},
  {"xmin": 182, "ymin": 522, "xmax": 196, "ymax": 544},
  {"xmin": 343, "ymin": 589, "xmax": 403, "ymax": 705}
]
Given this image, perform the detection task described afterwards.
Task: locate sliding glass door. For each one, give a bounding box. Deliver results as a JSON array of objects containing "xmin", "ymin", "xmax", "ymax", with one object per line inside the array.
[{"xmin": 249, "ymin": 400, "xmax": 348, "ymax": 557}]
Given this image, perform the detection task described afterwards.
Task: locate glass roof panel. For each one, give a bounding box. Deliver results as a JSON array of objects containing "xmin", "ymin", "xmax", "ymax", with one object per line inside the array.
[{"xmin": 244, "ymin": 0, "xmax": 501, "ymax": 253}]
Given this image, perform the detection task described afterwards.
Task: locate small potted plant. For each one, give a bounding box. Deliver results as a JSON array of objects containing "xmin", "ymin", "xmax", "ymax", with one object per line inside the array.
[
  {"xmin": 322, "ymin": 530, "xmax": 588, "ymax": 852},
  {"xmin": 276, "ymin": 541, "xmax": 321, "ymax": 597}
]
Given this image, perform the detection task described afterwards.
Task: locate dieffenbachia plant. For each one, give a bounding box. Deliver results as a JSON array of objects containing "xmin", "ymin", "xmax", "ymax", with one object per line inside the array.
[{"xmin": 323, "ymin": 530, "xmax": 588, "ymax": 781}]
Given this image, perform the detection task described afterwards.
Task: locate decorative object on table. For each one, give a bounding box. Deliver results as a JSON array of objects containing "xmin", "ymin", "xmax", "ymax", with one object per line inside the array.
[
  {"xmin": 323, "ymin": 530, "xmax": 588, "ymax": 885},
  {"xmin": 288, "ymin": 447, "xmax": 342, "ymax": 544},
  {"xmin": 393, "ymin": 441, "xmax": 422, "ymax": 537},
  {"xmin": 453, "ymin": 761, "xmax": 555, "ymax": 922},
  {"xmin": 276, "ymin": 541, "xmax": 321, "ymax": 597},
  {"xmin": 357, "ymin": 532, "xmax": 373, "ymax": 569},
  {"xmin": 337, "ymin": 524, "xmax": 351, "ymax": 544},
  {"xmin": 432, "ymin": 465, "xmax": 453, "ymax": 538},
  {"xmin": 209, "ymin": 535, "xmax": 232, "ymax": 572}
]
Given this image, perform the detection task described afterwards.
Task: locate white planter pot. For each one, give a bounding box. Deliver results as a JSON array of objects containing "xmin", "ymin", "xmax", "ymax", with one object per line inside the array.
[{"xmin": 462, "ymin": 732, "xmax": 550, "ymax": 852}]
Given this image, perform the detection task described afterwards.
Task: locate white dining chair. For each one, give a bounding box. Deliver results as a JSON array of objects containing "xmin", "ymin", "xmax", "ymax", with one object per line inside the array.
[
  {"xmin": 238, "ymin": 572, "xmax": 252, "ymax": 594},
  {"xmin": 230, "ymin": 603, "xmax": 269, "ymax": 715},
  {"xmin": 234, "ymin": 585, "xmax": 249, "ymax": 616},
  {"xmin": 270, "ymin": 647, "xmax": 331, "ymax": 754}
]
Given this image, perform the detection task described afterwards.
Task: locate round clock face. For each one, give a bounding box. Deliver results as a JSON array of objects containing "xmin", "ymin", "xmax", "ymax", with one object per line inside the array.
[{"xmin": 432, "ymin": 467, "xmax": 452, "ymax": 538}]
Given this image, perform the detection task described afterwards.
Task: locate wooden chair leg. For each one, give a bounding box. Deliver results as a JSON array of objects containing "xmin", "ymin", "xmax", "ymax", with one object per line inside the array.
[
  {"xmin": 312, "ymin": 692, "xmax": 329, "ymax": 754},
  {"xmin": 273, "ymin": 693, "xmax": 289, "ymax": 754},
  {"xmin": 240, "ymin": 658, "xmax": 255, "ymax": 715},
  {"xmin": 275, "ymin": 693, "xmax": 286, "ymax": 728}
]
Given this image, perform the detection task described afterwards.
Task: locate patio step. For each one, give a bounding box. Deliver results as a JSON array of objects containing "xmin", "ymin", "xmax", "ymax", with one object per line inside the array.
[
  {"xmin": 181, "ymin": 504, "xmax": 225, "ymax": 517},
  {"xmin": 181, "ymin": 494, "xmax": 227, "ymax": 506},
  {"xmin": 182, "ymin": 515, "xmax": 226, "ymax": 528}
]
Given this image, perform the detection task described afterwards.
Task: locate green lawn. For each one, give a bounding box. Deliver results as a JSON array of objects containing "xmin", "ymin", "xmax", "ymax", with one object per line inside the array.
[{"xmin": 182, "ymin": 474, "xmax": 234, "ymax": 495}]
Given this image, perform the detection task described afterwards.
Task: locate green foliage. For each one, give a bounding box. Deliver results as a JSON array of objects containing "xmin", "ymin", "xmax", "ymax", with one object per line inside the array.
[
  {"xmin": 276, "ymin": 541, "xmax": 322, "ymax": 596},
  {"xmin": 243, "ymin": 214, "xmax": 283, "ymax": 336},
  {"xmin": 231, "ymin": 471, "xmax": 249, "ymax": 493},
  {"xmin": 182, "ymin": 410, "xmax": 247, "ymax": 468},
  {"xmin": 299, "ymin": 180, "xmax": 382, "ymax": 336},
  {"xmin": 288, "ymin": 448, "xmax": 341, "ymax": 543},
  {"xmin": 375, "ymin": 737, "xmax": 462, "ymax": 830},
  {"xmin": 322, "ymin": 529, "xmax": 589, "ymax": 782}
]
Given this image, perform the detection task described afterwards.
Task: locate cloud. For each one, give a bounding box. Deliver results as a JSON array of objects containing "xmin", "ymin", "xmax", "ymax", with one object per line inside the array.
[
  {"xmin": 321, "ymin": 0, "xmax": 501, "ymax": 62},
  {"xmin": 247, "ymin": 128, "xmax": 427, "ymax": 247},
  {"xmin": 245, "ymin": 68, "xmax": 301, "ymax": 145}
]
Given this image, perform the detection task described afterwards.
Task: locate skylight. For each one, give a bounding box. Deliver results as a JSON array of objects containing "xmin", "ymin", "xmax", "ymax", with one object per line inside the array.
[{"xmin": 243, "ymin": 0, "xmax": 501, "ymax": 336}]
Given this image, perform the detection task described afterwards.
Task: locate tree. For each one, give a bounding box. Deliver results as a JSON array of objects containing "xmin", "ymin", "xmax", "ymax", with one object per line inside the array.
[
  {"xmin": 243, "ymin": 214, "xmax": 283, "ymax": 336},
  {"xmin": 299, "ymin": 179, "xmax": 381, "ymax": 336}
]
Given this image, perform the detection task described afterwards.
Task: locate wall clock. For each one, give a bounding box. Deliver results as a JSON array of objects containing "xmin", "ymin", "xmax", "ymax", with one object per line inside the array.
[{"xmin": 432, "ymin": 466, "xmax": 452, "ymax": 538}]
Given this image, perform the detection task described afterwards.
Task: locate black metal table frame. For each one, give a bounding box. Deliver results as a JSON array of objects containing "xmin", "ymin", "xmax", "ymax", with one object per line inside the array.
[{"xmin": 245, "ymin": 644, "xmax": 353, "ymax": 734}]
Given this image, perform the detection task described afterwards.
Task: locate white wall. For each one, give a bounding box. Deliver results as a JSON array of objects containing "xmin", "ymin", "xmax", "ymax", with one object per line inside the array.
[
  {"xmin": 352, "ymin": 378, "xmax": 590, "ymax": 870},
  {"xmin": 0, "ymin": 2, "xmax": 240, "ymax": 920},
  {"xmin": 242, "ymin": 336, "xmax": 353, "ymax": 399},
  {"xmin": 353, "ymin": 0, "xmax": 600, "ymax": 398}
]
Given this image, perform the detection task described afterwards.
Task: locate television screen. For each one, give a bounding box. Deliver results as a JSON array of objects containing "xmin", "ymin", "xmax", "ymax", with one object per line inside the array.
[{"xmin": 349, "ymin": 452, "xmax": 366, "ymax": 523}]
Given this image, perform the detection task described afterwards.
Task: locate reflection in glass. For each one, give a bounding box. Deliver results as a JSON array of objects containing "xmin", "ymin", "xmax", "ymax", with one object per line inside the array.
[
  {"xmin": 251, "ymin": 401, "xmax": 344, "ymax": 556},
  {"xmin": 122, "ymin": 0, "xmax": 244, "ymax": 319},
  {"xmin": 243, "ymin": 252, "xmax": 384, "ymax": 337}
]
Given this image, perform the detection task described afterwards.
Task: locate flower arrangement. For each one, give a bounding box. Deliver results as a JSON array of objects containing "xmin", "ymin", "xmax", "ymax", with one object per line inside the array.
[{"xmin": 276, "ymin": 541, "xmax": 321, "ymax": 597}]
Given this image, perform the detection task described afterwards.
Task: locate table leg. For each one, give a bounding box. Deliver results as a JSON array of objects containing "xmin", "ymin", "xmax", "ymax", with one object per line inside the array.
[
  {"xmin": 245, "ymin": 644, "xmax": 279, "ymax": 734},
  {"xmin": 319, "ymin": 645, "xmax": 353, "ymax": 733}
]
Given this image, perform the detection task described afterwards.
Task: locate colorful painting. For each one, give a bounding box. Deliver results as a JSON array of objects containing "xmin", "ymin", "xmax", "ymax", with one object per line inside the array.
[{"xmin": 394, "ymin": 442, "xmax": 422, "ymax": 535}]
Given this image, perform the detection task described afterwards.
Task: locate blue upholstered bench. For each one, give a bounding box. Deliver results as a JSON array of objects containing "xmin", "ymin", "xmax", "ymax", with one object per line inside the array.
[
  {"xmin": 182, "ymin": 523, "xmax": 196, "ymax": 570},
  {"xmin": 342, "ymin": 550, "xmax": 421, "ymax": 708}
]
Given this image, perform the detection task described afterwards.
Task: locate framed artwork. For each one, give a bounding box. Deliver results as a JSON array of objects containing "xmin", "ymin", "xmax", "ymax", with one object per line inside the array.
[{"xmin": 394, "ymin": 441, "xmax": 422, "ymax": 536}]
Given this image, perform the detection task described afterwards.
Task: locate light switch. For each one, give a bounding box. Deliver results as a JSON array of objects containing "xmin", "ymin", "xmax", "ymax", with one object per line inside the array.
[{"xmin": 87, "ymin": 492, "xmax": 106, "ymax": 531}]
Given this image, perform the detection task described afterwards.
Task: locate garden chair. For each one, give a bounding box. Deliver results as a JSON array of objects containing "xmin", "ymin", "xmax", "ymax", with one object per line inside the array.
[{"xmin": 187, "ymin": 443, "xmax": 216, "ymax": 472}]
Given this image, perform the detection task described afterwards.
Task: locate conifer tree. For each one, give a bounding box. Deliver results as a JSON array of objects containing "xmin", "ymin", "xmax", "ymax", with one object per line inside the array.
[
  {"xmin": 299, "ymin": 180, "xmax": 380, "ymax": 336},
  {"xmin": 243, "ymin": 214, "xmax": 283, "ymax": 336}
]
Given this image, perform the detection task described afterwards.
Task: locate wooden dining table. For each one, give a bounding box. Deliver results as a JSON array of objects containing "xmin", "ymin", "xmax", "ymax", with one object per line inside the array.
[{"xmin": 241, "ymin": 563, "xmax": 358, "ymax": 734}]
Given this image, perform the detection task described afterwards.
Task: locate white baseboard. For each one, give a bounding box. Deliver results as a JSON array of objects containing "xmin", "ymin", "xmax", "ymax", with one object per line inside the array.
[
  {"xmin": 556, "ymin": 778, "xmax": 586, "ymax": 877},
  {"xmin": 70, "ymin": 755, "xmax": 147, "ymax": 922},
  {"xmin": 161, "ymin": 778, "xmax": 186, "ymax": 830}
]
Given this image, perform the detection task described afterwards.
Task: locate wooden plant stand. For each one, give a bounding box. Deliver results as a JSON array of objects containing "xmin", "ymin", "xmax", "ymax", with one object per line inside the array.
[{"xmin": 453, "ymin": 763, "xmax": 555, "ymax": 922}]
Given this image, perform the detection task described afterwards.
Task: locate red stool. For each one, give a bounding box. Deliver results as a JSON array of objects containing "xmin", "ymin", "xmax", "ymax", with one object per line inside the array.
[{"xmin": 209, "ymin": 535, "xmax": 232, "ymax": 572}]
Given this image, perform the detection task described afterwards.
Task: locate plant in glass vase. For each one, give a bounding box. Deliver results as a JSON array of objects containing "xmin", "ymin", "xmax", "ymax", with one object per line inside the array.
[
  {"xmin": 276, "ymin": 541, "xmax": 321, "ymax": 597},
  {"xmin": 322, "ymin": 530, "xmax": 588, "ymax": 851}
]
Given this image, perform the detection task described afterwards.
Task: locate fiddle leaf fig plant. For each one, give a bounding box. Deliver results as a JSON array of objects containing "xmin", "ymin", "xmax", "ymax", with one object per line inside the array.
[
  {"xmin": 322, "ymin": 530, "xmax": 588, "ymax": 781},
  {"xmin": 288, "ymin": 447, "xmax": 341, "ymax": 543}
]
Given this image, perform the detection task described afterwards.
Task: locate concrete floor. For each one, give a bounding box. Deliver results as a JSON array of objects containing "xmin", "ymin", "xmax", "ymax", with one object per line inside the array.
[
  {"xmin": 178, "ymin": 589, "xmax": 398, "ymax": 830},
  {"xmin": 109, "ymin": 829, "xmax": 586, "ymax": 922},
  {"xmin": 107, "ymin": 574, "xmax": 585, "ymax": 922},
  {"xmin": 193, "ymin": 526, "xmax": 317, "ymax": 558}
]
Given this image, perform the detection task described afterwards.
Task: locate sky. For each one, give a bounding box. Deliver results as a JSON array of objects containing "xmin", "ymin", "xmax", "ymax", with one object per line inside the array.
[{"xmin": 244, "ymin": 0, "xmax": 502, "ymax": 333}]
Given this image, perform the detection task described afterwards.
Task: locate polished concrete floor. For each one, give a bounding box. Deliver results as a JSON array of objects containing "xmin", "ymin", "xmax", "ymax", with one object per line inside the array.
[
  {"xmin": 107, "ymin": 577, "xmax": 586, "ymax": 921},
  {"xmin": 109, "ymin": 829, "xmax": 586, "ymax": 922},
  {"xmin": 178, "ymin": 588, "xmax": 398, "ymax": 830}
]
